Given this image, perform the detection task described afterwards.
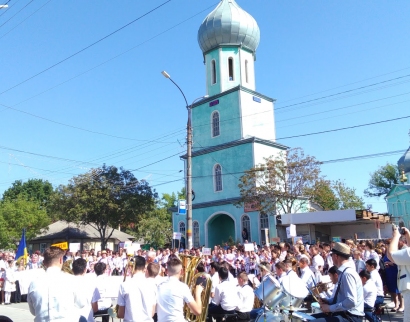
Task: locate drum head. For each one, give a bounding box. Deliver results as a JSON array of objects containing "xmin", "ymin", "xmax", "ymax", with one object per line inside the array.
[{"xmin": 281, "ymin": 275, "xmax": 309, "ymax": 299}]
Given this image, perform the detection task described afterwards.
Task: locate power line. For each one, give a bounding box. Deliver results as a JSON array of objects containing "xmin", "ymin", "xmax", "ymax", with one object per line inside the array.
[
  {"xmin": 0, "ymin": 0, "xmax": 14, "ymax": 18},
  {"xmin": 276, "ymin": 66, "xmax": 410, "ymax": 105},
  {"xmin": 276, "ymin": 115, "xmax": 410, "ymax": 141},
  {"xmin": 0, "ymin": 0, "xmax": 33, "ymax": 29},
  {"xmin": 0, "ymin": 0, "xmax": 172, "ymax": 96},
  {"xmin": 0, "ymin": 102, "xmax": 181, "ymax": 142},
  {"xmin": 0, "ymin": 0, "xmax": 52, "ymax": 40},
  {"xmin": 275, "ymin": 73, "xmax": 410, "ymax": 111}
]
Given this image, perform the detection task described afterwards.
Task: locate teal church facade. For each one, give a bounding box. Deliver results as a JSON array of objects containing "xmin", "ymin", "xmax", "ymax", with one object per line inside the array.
[
  {"xmin": 172, "ymin": 0, "xmax": 288, "ymax": 247},
  {"xmin": 386, "ymin": 141, "xmax": 410, "ymax": 227}
]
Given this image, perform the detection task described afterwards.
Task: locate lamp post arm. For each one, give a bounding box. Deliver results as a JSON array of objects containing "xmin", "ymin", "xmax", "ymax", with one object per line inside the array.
[{"xmin": 168, "ymin": 78, "xmax": 188, "ymax": 108}]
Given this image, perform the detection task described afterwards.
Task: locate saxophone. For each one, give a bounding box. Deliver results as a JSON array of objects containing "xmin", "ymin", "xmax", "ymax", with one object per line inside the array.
[{"xmin": 179, "ymin": 255, "xmax": 213, "ymax": 322}]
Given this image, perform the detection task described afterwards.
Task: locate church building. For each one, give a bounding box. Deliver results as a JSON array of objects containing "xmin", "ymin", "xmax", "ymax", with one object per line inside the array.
[
  {"xmin": 172, "ymin": 0, "xmax": 288, "ymax": 247},
  {"xmin": 385, "ymin": 135, "xmax": 410, "ymax": 226}
]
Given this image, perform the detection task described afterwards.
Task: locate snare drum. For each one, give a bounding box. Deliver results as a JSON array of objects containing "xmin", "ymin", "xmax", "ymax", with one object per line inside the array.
[
  {"xmin": 254, "ymin": 275, "xmax": 287, "ymax": 308},
  {"xmin": 280, "ymin": 275, "xmax": 309, "ymax": 308},
  {"xmin": 290, "ymin": 311, "xmax": 316, "ymax": 321},
  {"xmin": 311, "ymin": 302, "xmax": 322, "ymax": 314}
]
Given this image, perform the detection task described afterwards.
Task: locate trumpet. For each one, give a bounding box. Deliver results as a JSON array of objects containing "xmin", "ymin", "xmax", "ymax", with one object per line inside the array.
[{"xmin": 309, "ymin": 281, "xmax": 333, "ymax": 301}]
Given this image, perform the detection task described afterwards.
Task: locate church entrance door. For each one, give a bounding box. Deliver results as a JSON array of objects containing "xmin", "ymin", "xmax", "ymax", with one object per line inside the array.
[{"xmin": 207, "ymin": 214, "xmax": 235, "ymax": 247}]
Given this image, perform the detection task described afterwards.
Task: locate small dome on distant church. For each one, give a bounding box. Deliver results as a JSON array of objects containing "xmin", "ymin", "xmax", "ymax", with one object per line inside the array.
[
  {"xmin": 198, "ymin": 0, "xmax": 260, "ymax": 54},
  {"xmin": 398, "ymin": 146, "xmax": 410, "ymax": 174}
]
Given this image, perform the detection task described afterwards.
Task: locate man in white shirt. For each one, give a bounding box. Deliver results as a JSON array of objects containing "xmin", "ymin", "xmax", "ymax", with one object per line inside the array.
[
  {"xmin": 94, "ymin": 262, "xmax": 112, "ymax": 322},
  {"xmin": 210, "ymin": 262, "xmax": 220, "ymax": 299},
  {"xmin": 235, "ymin": 272, "xmax": 254, "ymax": 320},
  {"xmin": 359, "ymin": 270, "xmax": 378, "ymax": 322},
  {"xmin": 157, "ymin": 257, "xmax": 203, "ymax": 322},
  {"xmin": 208, "ymin": 266, "xmax": 239, "ymax": 322},
  {"xmin": 365, "ymin": 259, "xmax": 384, "ymax": 307},
  {"xmin": 117, "ymin": 256, "xmax": 156, "ymax": 322},
  {"xmin": 310, "ymin": 245, "xmax": 324, "ymax": 276},
  {"xmin": 28, "ymin": 246, "xmax": 86, "ymax": 322},
  {"xmin": 299, "ymin": 257, "xmax": 316, "ymax": 289},
  {"xmin": 73, "ymin": 258, "xmax": 100, "ymax": 322}
]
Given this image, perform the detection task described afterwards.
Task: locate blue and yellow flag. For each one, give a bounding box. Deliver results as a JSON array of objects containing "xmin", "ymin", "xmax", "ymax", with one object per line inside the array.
[{"xmin": 15, "ymin": 229, "xmax": 28, "ymax": 266}]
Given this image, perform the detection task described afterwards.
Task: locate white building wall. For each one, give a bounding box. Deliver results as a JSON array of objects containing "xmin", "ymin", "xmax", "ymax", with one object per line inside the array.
[
  {"xmin": 240, "ymin": 91, "xmax": 275, "ymax": 140},
  {"xmin": 239, "ymin": 49, "xmax": 255, "ymax": 90},
  {"xmin": 331, "ymin": 223, "xmax": 392, "ymax": 240}
]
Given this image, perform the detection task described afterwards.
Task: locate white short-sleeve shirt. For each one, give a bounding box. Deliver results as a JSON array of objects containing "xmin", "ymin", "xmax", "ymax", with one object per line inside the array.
[
  {"xmin": 117, "ymin": 274, "xmax": 156, "ymax": 322},
  {"xmin": 157, "ymin": 276, "xmax": 194, "ymax": 322}
]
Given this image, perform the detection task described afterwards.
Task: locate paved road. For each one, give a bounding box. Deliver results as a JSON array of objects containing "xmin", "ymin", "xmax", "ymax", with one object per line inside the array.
[
  {"xmin": 0, "ymin": 301, "xmax": 405, "ymax": 321},
  {"xmin": 0, "ymin": 302, "xmax": 121, "ymax": 322}
]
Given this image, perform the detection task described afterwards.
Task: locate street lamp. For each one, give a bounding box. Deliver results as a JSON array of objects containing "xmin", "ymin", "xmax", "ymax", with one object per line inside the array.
[{"xmin": 161, "ymin": 70, "xmax": 208, "ymax": 249}]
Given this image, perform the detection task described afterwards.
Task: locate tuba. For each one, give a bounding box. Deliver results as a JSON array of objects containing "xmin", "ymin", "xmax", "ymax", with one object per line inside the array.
[{"xmin": 179, "ymin": 254, "xmax": 212, "ymax": 322}]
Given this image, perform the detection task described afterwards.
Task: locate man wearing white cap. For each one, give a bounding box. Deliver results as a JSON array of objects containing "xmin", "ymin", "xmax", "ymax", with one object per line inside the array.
[{"xmin": 312, "ymin": 242, "xmax": 364, "ymax": 322}]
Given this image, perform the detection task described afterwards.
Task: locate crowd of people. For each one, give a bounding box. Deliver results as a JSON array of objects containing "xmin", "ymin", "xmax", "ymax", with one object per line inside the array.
[{"xmin": 1, "ymin": 227, "xmax": 410, "ymax": 322}]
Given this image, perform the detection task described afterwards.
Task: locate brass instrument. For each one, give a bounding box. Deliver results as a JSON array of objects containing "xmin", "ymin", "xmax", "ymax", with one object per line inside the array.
[
  {"xmin": 309, "ymin": 282, "xmax": 333, "ymax": 301},
  {"xmin": 179, "ymin": 254, "xmax": 212, "ymax": 322},
  {"xmin": 62, "ymin": 259, "xmax": 73, "ymax": 274}
]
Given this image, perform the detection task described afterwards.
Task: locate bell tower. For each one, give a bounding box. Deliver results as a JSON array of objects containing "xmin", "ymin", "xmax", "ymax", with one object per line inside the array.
[
  {"xmin": 198, "ymin": 0, "xmax": 260, "ymax": 96},
  {"xmin": 173, "ymin": 0, "xmax": 288, "ymax": 248}
]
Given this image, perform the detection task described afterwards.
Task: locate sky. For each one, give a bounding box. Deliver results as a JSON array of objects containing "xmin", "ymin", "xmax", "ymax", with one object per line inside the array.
[{"xmin": 0, "ymin": 0, "xmax": 410, "ymax": 214}]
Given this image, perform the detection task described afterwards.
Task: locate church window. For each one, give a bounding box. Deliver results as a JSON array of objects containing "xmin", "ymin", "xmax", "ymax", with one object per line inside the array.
[
  {"xmin": 214, "ymin": 164, "xmax": 223, "ymax": 192},
  {"xmin": 193, "ymin": 221, "xmax": 200, "ymax": 247},
  {"xmin": 242, "ymin": 215, "xmax": 251, "ymax": 241},
  {"xmin": 228, "ymin": 57, "xmax": 234, "ymax": 81},
  {"xmin": 260, "ymin": 213, "xmax": 269, "ymax": 229},
  {"xmin": 245, "ymin": 60, "xmax": 249, "ymax": 83},
  {"xmin": 179, "ymin": 221, "xmax": 186, "ymax": 237},
  {"xmin": 211, "ymin": 60, "xmax": 217, "ymax": 85},
  {"xmin": 212, "ymin": 111, "xmax": 220, "ymax": 137}
]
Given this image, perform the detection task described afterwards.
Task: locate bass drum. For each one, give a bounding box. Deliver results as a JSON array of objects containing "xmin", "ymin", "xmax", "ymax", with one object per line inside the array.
[
  {"xmin": 255, "ymin": 311, "xmax": 288, "ymax": 322},
  {"xmin": 280, "ymin": 275, "xmax": 309, "ymax": 309}
]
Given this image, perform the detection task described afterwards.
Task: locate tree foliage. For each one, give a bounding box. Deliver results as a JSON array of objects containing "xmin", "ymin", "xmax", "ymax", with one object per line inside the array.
[
  {"xmin": 0, "ymin": 196, "xmax": 50, "ymax": 249},
  {"xmin": 364, "ymin": 163, "xmax": 400, "ymax": 198},
  {"xmin": 50, "ymin": 165, "xmax": 157, "ymax": 249},
  {"xmin": 2, "ymin": 179, "xmax": 55, "ymax": 218},
  {"xmin": 303, "ymin": 179, "xmax": 339, "ymax": 211},
  {"xmin": 238, "ymin": 148, "xmax": 322, "ymax": 215},
  {"xmin": 333, "ymin": 180, "xmax": 365, "ymax": 210},
  {"xmin": 132, "ymin": 207, "xmax": 172, "ymax": 249}
]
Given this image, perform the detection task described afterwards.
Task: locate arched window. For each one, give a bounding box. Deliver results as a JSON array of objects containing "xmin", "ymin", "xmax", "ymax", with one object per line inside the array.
[
  {"xmin": 212, "ymin": 111, "xmax": 220, "ymax": 137},
  {"xmin": 228, "ymin": 57, "xmax": 234, "ymax": 81},
  {"xmin": 214, "ymin": 164, "xmax": 223, "ymax": 192},
  {"xmin": 245, "ymin": 60, "xmax": 249, "ymax": 83},
  {"xmin": 179, "ymin": 221, "xmax": 186, "ymax": 237},
  {"xmin": 260, "ymin": 213, "xmax": 269, "ymax": 229},
  {"xmin": 242, "ymin": 215, "xmax": 251, "ymax": 241},
  {"xmin": 193, "ymin": 221, "xmax": 200, "ymax": 248},
  {"xmin": 211, "ymin": 60, "xmax": 216, "ymax": 85}
]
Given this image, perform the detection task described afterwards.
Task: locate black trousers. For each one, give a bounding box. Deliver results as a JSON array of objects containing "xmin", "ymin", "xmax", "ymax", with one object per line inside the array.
[{"xmin": 207, "ymin": 303, "xmax": 236, "ymax": 322}]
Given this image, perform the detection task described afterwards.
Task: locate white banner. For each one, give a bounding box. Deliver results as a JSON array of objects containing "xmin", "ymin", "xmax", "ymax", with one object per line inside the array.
[{"xmin": 173, "ymin": 232, "xmax": 182, "ymax": 240}]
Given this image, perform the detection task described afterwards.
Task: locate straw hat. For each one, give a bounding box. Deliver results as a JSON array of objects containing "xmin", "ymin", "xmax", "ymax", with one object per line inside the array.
[{"xmin": 331, "ymin": 242, "xmax": 351, "ymax": 256}]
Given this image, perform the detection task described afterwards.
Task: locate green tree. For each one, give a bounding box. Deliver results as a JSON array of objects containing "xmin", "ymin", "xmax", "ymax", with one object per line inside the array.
[
  {"xmin": 0, "ymin": 197, "xmax": 50, "ymax": 249},
  {"xmin": 238, "ymin": 148, "xmax": 322, "ymax": 215},
  {"xmin": 333, "ymin": 180, "xmax": 365, "ymax": 210},
  {"xmin": 50, "ymin": 165, "xmax": 157, "ymax": 249},
  {"xmin": 133, "ymin": 207, "xmax": 172, "ymax": 249},
  {"xmin": 2, "ymin": 179, "xmax": 55, "ymax": 218},
  {"xmin": 364, "ymin": 163, "xmax": 400, "ymax": 198},
  {"xmin": 303, "ymin": 179, "xmax": 339, "ymax": 210}
]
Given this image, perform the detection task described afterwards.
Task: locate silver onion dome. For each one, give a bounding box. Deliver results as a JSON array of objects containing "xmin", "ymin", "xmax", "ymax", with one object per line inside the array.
[
  {"xmin": 198, "ymin": 0, "xmax": 260, "ymax": 54},
  {"xmin": 398, "ymin": 147, "xmax": 410, "ymax": 174}
]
